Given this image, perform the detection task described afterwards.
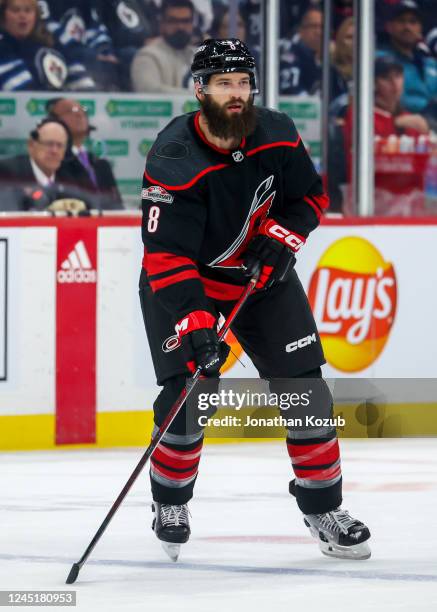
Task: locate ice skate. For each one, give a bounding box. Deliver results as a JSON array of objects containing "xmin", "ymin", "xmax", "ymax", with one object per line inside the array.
[
  {"xmin": 304, "ymin": 508, "xmax": 371, "ymax": 560},
  {"xmin": 152, "ymin": 502, "xmax": 190, "ymax": 562}
]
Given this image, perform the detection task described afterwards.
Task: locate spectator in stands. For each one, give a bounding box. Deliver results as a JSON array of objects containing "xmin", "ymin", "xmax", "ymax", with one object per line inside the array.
[
  {"xmin": 373, "ymin": 56, "xmax": 429, "ymax": 137},
  {"xmin": 95, "ymin": 0, "xmax": 157, "ymax": 89},
  {"xmin": 376, "ymin": 0, "xmax": 437, "ymax": 46},
  {"xmin": 131, "ymin": 0, "xmax": 195, "ymax": 93},
  {"xmin": 279, "ymin": 0, "xmax": 316, "ymax": 39},
  {"xmin": 330, "ymin": 17, "xmax": 353, "ymax": 105},
  {"xmin": 0, "ymin": 0, "xmax": 94, "ymax": 91},
  {"xmin": 378, "ymin": 0, "xmax": 437, "ymax": 117},
  {"xmin": 0, "ymin": 118, "xmax": 90, "ymax": 212},
  {"xmin": 344, "ymin": 57, "xmax": 429, "ymax": 149},
  {"xmin": 343, "ymin": 57, "xmax": 429, "ymax": 175},
  {"xmin": 47, "ymin": 97, "xmax": 123, "ymax": 210},
  {"xmin": 38, "ymin": 0, "xmax": 121, "ymax": 91},
  {"xmin": 279, "ymin": 8, "xmax": 323, "ymax": 95}
]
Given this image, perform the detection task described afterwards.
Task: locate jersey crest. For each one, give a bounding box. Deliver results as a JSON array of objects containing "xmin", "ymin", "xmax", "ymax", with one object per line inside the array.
[{"xmin": 209, "ymin": 175, "xmax": 276, "ymax": 268}]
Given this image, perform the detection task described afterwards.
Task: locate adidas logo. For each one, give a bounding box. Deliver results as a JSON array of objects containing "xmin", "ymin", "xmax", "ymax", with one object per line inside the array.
[{"xmin": 57, "ymin": 240, "xmax": 97, "ymax": 284}]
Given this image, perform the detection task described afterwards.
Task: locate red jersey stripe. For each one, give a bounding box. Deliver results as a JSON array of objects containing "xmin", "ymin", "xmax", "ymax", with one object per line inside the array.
[
  {"xmin": 303, "ymin": 196, "xmax": 322, "ymax": 219},
  {"xmin": 246, "ymin": 136, "xmax": 301, "ymax": 157},
  {"xmin": 144, "ymin": 165, "xmax": 228, "ymax": 191},
  {"xmin": 149, "ymin": 268, "xmax": 200, "ymax": 292},
  {"xmin": 311, "ymin": 193, "xmax": 330, "ymax": 210},
  {"xmin": 144, "ymin": 250, "xmax": 197, "ymax": 275}
]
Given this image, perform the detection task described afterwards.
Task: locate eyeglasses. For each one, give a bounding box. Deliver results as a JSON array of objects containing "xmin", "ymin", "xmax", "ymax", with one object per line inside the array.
[
  {"xmin": 36, "ymin": 140, "xmax": 67, "ymax": 151},
  {"xmin": 57, "ymin": 105, "xmax": 87, "ymax": 116}
]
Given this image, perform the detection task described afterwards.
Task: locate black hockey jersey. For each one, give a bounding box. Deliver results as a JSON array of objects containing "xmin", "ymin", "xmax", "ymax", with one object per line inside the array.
[{"xmin": 141, "ymin": 107, "xmax": 328, "ymax": 321}]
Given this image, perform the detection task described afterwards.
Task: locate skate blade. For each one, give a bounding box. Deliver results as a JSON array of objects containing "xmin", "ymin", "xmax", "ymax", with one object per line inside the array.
[
  {"xmin": 319, "ymin": 539, "xmax": 371, "ymax": 560},
  {"xmin": 161, "ymin": 541, "xmax": 181, "ymax": 562}
]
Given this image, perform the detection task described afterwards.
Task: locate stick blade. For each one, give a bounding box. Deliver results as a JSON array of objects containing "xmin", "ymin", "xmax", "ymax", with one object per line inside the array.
[{"xmin": 66, "ymin": 562, "xmax": 80, "ymax": 584}]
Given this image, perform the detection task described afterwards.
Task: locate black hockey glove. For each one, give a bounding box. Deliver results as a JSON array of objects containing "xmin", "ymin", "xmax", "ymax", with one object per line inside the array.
[
  {"xmin": 243, "ymin": 219, "xmax": 305, "ymax": 289},
  {"xmin": 243, "ymin": 236, "xmax": 296, "ymax": 289},
  {"xmin": 176, "ymin": 311, "xmax": 230, "ymax": 376}
]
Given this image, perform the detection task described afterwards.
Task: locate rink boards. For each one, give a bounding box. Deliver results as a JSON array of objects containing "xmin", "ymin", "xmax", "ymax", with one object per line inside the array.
[{"xmin": 0, "ymin": 215, "xmax": 436, "ymax": 450}]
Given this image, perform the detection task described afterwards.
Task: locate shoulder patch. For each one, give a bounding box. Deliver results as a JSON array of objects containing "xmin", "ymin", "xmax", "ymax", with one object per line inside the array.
[
  {"xmin": 146, "ymin": 113, "xmax": 220, "ymax": 188},
  {"xmin": 155, "ymin": 140, "xmax": 189, "ymax": 160},
  {"xmin": 142, "ymin": 185, "xmax": 174, "ymax": 204}
]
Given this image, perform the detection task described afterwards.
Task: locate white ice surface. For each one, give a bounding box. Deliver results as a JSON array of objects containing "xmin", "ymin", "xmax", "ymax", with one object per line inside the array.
[{"xmin": 1, "ymin": 440, "xmax": 437, "ymax": 612}]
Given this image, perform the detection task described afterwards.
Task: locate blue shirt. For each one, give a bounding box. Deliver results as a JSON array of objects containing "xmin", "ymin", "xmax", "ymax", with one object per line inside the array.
[
  {"xmin": 377, "ymin": 45, "xmax": 437, "ymax": 113},
  {"xmin": 279, "ymin": 37, "xmax": 321, "ymax": 96}
]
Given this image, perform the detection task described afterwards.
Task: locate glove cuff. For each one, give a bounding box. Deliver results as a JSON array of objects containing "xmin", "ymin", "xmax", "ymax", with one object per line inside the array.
[
  {"xmin": 175, "ymin": 310, "xmax": 215, "ymax": 338},
  {"xmin": 259, "ymin": 219, "xmax": 306, "ymax": 253}
]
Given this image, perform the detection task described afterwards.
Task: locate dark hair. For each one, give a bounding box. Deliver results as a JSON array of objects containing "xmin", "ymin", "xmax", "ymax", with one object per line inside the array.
[
  {"xmin": 45, "ymin": 97, "xmax": 96, "ymax": 133},
  {"xmin": 161, "ymin": 0, "xmax": 194, "ymax": 18},
  {"xmin": 300, "ymin": 7, "xmax": 323, "ymax": 25},
  {"xmin": 30, "ymin": 117, "xmax": 73, "ymax": 150},
  {"xmin": 375, "ymin": 55, "xmax": 404, "ymax": 78},
  {"xmin": 0, "ymin": 0, "xmax": 53, "ymax": 46},
  {"xmin": 388, "ymin": 0, "xmax": 420, "ymax": 22},
  {"xmin": 45, "ymin": 97, "xmax": 66, "ymax": 115}
]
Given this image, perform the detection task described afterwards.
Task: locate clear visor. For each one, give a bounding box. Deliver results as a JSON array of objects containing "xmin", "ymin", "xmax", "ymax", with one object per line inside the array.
[{"xmin": 197, "ymin": 71, "xmax": 259, "ymax": 95}]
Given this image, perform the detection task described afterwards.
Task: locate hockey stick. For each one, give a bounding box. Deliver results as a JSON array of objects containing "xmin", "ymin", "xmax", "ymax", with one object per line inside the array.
[{"xmin": 66, "ymin": 272, "xmax": 259, "ymax": 584}]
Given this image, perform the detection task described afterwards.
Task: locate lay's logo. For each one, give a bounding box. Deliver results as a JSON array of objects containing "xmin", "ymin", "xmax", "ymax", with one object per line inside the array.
[{"xmin": 308, "ymin": 237, "xmax": 397, "ymax": 372}]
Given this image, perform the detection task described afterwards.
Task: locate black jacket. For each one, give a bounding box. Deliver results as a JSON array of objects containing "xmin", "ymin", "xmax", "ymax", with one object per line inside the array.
[
  {"xmin": 58, "ymin": 151, "xmax": 123, "ymax": 210},
  {"xmin": 0, "ymin": 154, "xmax": 96, "ymax": 211}
]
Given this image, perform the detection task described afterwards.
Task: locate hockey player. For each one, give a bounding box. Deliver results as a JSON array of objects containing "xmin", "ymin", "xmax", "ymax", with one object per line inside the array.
[{"xmin": 139, "ymin": 38, "xmax": 371, "ymax": 562}]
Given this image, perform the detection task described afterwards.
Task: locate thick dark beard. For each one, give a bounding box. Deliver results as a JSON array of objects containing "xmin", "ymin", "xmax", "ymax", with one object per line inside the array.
[{"xmin": 200, "ymin": 95, "xmax": 257, "ymax": 144}]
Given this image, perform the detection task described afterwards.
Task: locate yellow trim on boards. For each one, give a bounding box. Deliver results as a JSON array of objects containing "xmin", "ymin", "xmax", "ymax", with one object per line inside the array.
[{"xmin": 1, "ymin": 404, "xmax": 437, "ymax": 451}]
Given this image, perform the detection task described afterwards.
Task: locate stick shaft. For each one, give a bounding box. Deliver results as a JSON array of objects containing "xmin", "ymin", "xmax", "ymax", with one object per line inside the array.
[{"xmin": 68, "ymin": 275, "xmax": 257, "ymax": 577}]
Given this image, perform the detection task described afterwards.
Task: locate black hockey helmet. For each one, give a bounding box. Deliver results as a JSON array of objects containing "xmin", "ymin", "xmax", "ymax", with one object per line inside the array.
[{"xmin": 191, "ymin": 38, "xmax": 258, "ymax": 93}]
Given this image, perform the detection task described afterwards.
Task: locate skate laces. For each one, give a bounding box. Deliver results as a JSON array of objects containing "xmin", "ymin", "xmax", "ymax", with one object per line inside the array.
[
  {"xmin": 319, "ymin": 509, "xmax": 357, "ymax": 535},
  {"xmin": 160, "ymin": 504, "xmax": 189, "ymax": 527}
]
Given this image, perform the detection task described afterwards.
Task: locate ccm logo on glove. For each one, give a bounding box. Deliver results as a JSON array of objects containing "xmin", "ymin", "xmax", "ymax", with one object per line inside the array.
[{"xmin": 259, "ymin": 219, "xmax": 306, "ymax": 252}]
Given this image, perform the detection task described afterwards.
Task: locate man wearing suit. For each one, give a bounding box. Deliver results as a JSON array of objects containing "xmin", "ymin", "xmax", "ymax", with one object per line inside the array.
[
  {"xmin": 0, "ymin": 118, "xmax": 89, "ymax": 212},
  {"xmin": 47, "ymin": 98, "xmax": 124, "ymax": 210}
]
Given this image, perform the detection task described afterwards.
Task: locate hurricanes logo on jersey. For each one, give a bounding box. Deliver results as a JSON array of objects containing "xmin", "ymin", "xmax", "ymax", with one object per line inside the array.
[{"xmin": 209, "ymin": 175, "xmax": 276, "ymax": 268}]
